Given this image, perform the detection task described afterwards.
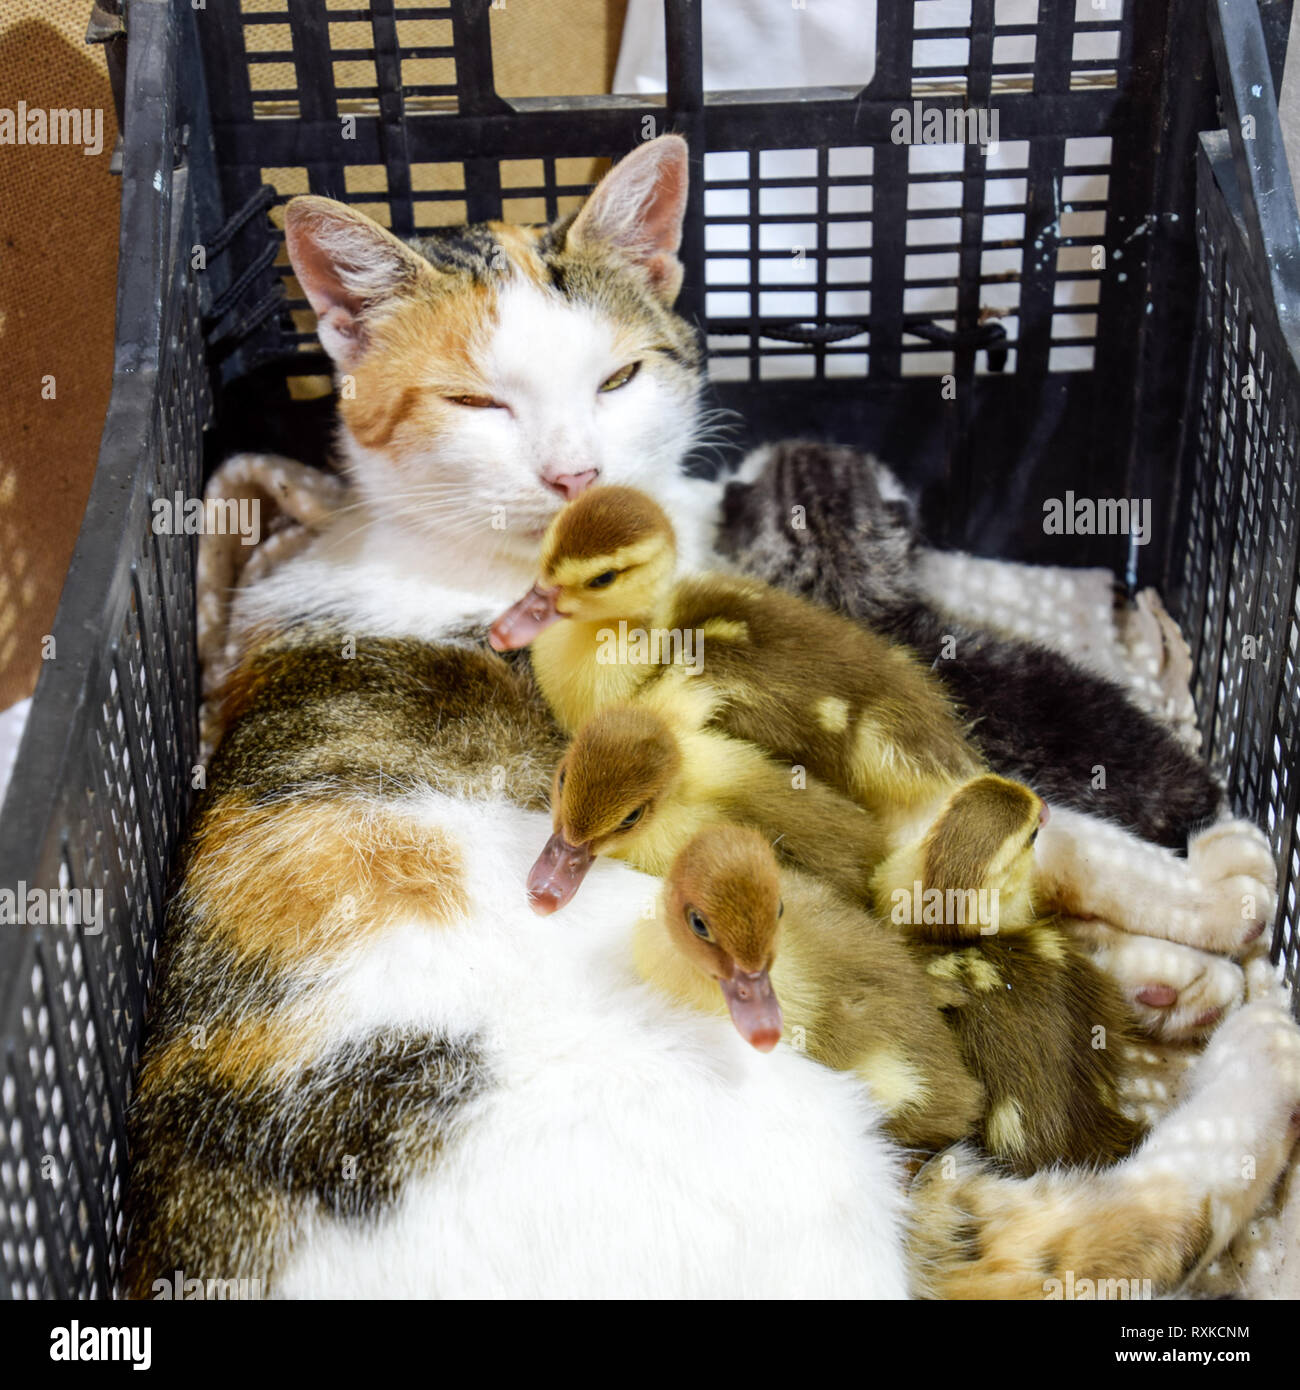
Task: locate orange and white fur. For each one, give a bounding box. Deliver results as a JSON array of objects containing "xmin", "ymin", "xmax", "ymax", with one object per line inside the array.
[{"xmin": 133, "ymin": 136, "xmax": 1300, "ymax": 1299}]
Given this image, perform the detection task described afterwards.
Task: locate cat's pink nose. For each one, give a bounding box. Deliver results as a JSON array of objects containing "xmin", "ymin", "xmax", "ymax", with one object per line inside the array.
[{"xmin": 542, "ymin": 469, "xmax": 599, "ymax": 500}]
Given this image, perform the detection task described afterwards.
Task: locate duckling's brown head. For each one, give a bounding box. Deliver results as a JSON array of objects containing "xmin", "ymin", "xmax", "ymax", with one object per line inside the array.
[
  {"xmin": 526, "ymin": 704, "xmax": 682, "ymax": 915},
  {"xmin": 923, "ymin": 774, "xmax": 1047, "ymax": 928},
  {"xmin": 665, "ymin": 825, "xmax": 785, "ymax": 1053},
  {"xmin": 488, "ymin": 485, "xmax": 677, "ymax": 650}
]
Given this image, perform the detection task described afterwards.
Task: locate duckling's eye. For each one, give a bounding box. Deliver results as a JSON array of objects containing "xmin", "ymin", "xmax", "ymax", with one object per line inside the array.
[
  {"xmin": 445, "ymin": 393, "xmax": 504, "ymax": 409},
  {"xmin": 557, "ymin": 767, "xmax": 567, "ymax": 793},
  {"xmin": 778, "ymin": 899, "xmax": 785, "ymax": 919},
  {"xmin": 599, "ymin": 362, "xmax": 640, "ymax": 393},
  {"xmin": 619, "ymin": 805, "xmax": 645, "ymax": 830},
  {"xmin": 586, "ymin": 569, "xmax": 619, "ymax": 590},
  {"xmin": 1028, "ymin": 828, "xmax": 1039, "ymax": 846},
  {"xmin": 687, "ymin": 908, "xmax": 713, "ymax": 942}
]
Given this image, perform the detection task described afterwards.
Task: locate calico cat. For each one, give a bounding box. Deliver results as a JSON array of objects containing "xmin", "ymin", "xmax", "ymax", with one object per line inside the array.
[
  {"xmin": 123, "ymin": 136, "xmax": 1300, "ymax": 1298},
  {"xmin": 718, "ymin": 440, "xmax": 1222, "ymax": 850}
]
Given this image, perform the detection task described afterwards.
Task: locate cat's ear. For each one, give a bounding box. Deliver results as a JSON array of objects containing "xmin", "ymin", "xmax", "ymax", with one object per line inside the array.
[
  {"xmin": 284, "ymin": 196, "xmax": 432, "ymax": 368},
  {"xmin": 565, "ymin": 134, "xmax": 689, "ymax": 303}
]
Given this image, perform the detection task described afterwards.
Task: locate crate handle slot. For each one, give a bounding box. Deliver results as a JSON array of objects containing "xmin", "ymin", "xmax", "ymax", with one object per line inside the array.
[
  {"xmin": 758, "ymin": 320, "xmax": 868, "ymax": 345},
  {"xmin": 907, "ymin": 318, "xmax": 1009, "ymax": 372}
]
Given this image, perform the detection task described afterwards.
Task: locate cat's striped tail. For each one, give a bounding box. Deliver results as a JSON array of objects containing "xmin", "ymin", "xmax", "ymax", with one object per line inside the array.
[{"xmin": 908, "ymin": 1001, "xmax": 1300, "ymax": 1299}]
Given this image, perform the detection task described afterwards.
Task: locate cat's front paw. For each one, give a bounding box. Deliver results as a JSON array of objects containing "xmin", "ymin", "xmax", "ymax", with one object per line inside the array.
[
  {"xmin": 1128, "ymin": 956, "xmax": 1244, "ymax": 1041},
  {"xmin": 1127, "ymin": 948, "xmax": 1244, "ymax": 1042},
  {"xmin": 1184, "ymin": 819, "xmax": 1277, "ymax": 955},
  {"xmin": 1068, "ymin": 919, "xmax": 1244, "ymax": 1041}
]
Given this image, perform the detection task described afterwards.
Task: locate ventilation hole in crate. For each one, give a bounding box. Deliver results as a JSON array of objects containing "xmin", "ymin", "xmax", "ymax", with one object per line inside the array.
[
  {"xmin": 907, "ymin": 215, "xmax": 961, "ymax": 250},
  {"xmin": 500, "ymin": 158, "xmax": 545, "ymax": 188},
  {"xmin": 243, "ymin": 15, "xmax": 290, "ymax": 49},
  {"xmin": 328, "ymin": 19, "xmax": 371, "ymax": 55},
  {"xmin": 396, "ymin": 16, "xmax": 453, "ymax": 49},
  {"xmin": 1053, "ymin": 277, "xmax": 1100, "ymax": 309},
  {"xmin": 494, "ymin": 193, "xmax": 539, "ymax": 222},
  {"xmin": 334, "ymin": 57, "xmax": 377, "ymax": 99},
  {"xmin": 261, "ymin": 166, "xmax": 309, "ymax": 200},
  {"xmin": 403, "ymin": 55, "xmax": 457, "ymax": 101},
  {"xmin": 983, "ymin": 210, "xmax": 1025, "ymax": 245},
  {"xmin": 1063, "ymin": 135, "xmax": 1112, "ymax": 167},
  {"xmin": 909, "ymin": 178, "xmax": 962, "ymax": 214},
  {"xmin": 247, "ymin": 59, "xmax": 298, "ymax": 102}
]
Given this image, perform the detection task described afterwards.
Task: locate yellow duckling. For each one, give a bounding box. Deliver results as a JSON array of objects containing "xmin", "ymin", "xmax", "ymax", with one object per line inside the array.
[
  {"xmin": 526, "ymin": 698, "xmax": 888, "ymax": 913},
  {"xmin": 489, "ymin": 484, "xmax": 979, "ymax": 831},
  {"xmin": 871, "ymin": 773, "xmax": 1048, "ymax": 939},
  {"xmin": 871, "ymin": 774, "xmax": 1147, "ymax": 1175},
  {"xmin": 489, "ymin": 486, "xmax": 677, "ymax": 727},
  {"xmin": 637, "ymin": 823, "xmax": 986, "ymax": 1153}
]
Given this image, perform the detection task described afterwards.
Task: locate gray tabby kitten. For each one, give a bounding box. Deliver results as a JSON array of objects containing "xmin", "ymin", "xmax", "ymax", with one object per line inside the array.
[{"xmin": 718, "ymin": 440, "xmax": 1222, "ymax": 850}]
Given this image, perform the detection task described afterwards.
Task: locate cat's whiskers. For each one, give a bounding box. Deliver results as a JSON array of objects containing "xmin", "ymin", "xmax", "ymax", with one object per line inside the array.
[{"xmin": 330, "ymin": 485, "xmax": 556, "ymax": 539}]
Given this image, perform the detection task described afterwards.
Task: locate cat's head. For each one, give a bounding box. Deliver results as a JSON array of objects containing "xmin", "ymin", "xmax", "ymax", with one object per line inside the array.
[{"xmin": 284, "ymin": 136, "xmax": 703, "ymax": 569}]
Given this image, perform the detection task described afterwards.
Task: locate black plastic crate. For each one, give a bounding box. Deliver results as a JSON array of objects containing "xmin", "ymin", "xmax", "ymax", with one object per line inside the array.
[{"xmin": 0, "ymin": 0, "xmax": 1297, "ymax": 1299}]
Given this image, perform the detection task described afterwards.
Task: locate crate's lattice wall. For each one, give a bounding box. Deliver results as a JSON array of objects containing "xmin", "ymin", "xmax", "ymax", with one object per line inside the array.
[
  {"xmin": 0, "ymin": 193, "xmax": 207, "ymax": 1298},
  {"xmin": 1178, "ymin": 135, "xmax": 1300, "ymax": 1004},
  {"xmin": 0, "ymin": 0, "xmax": 209, "ymax": 1298}
]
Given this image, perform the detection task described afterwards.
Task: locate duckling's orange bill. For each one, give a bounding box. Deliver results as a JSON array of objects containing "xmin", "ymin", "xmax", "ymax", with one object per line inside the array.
[
  {"xmin": 527, "ymin": 831, "xmax": 595, "ymax": 914},
  {"xmin": 489, "ymin": 584, "xmax": 562, "ymax": 652},
  {"xmin": 718, "ymin": 967, "xmax": 783, "ymax": 1052}
]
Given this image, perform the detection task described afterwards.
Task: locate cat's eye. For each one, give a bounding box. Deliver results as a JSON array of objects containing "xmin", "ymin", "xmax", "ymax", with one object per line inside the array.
[
  {"xmin": 687, "ymin": 908, "xmax": 712, "ymax": 942},
  {"xmin": 599, "ymin": 362, "xmax": 640, "ymax": 393},
  {"xmin": 587, "ymin": 569, "xmax": 619, "ymax": 590},
  {"xmin": 447, "ymin": 393, "xmax": 503, "ymax": 409},
  {"xmin": 557, "ymin": 768, "xmax": 567, "ymax": 793},
  {"xmin": 619, "ymin": 805, "xmax": 645, "ymax": 830}
]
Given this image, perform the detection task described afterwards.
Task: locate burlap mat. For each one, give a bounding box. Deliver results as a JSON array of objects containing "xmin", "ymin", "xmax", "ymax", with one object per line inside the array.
[{"xmin": 0, "ymin": 5, "xmax": 119, "ymax": 711}]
